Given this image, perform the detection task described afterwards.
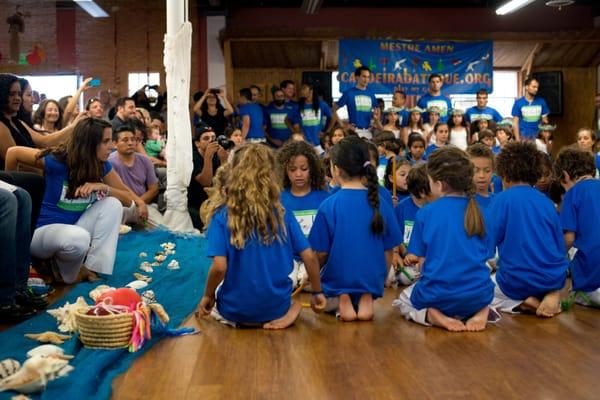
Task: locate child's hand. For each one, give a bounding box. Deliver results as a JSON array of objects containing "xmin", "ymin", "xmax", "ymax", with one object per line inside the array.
[
  {"xmin": 392, "ymin": 252, "xmax": 403, "ymax": 268},
  {"xmin": 392, "ymin": 196, "xmax": 398, "ymax": 208},
  {"xmin": 196, "ymin": 295, "xmax": 215, "ymax": 317},
  {"xmin": 403, "ymin": 253, "xmax": 419, "ymax": 266},
  {"xmin": 310, "ymin": 293, "xmax": 327, "ymax": 313}
]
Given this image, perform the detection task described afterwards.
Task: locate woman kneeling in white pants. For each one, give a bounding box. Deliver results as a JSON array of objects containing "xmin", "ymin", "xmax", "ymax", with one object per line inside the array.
[{"xmin": 6, "ymin": 118, "xmax": 142, "ymax": 283}]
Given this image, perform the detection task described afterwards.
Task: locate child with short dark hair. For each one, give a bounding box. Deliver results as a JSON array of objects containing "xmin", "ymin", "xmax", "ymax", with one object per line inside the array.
[
  {"xmin": 477, "ymin": 129, "xmax": 496, "ymax": 150},
  {"xmin": 407, "ymin": 134, "xmax": 426, "ymax": 165},
  {"xmin": 489, "ymin": 142, "xmax": 568, "ymax": 317},
  {"xmin": 535, "ymin": 154, "xmax": 555, "ymax": 199},
  {"xmin": 554, "ymin": 147, "xmax": 600, "ymax": 307},
  {"xmin": 309, "ymin": 136, "xmax": 402, "ymax": 321},
  {"xmin": 494, "ymin": 124, "xmax": 513, "ymax": 155},
  {"xmin": 393, "ymin": 147, "xmax": 495, "ymax": 331},
  {"xmin": 389, "ymin": 164, "xmax": 434, "ymax": 286}
]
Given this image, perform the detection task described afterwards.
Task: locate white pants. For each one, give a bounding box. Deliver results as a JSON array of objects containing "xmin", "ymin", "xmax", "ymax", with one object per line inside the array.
[
  {"xmin": 490, "ymin": 274, "xmax": 524, "ymax": 313},
  {"xmin": 392, "ymin": 284, "xmax": 431, "ymax": 326},
  {"xmin": 30, "ymin": 197, "xmax": 122, "ymax": 283},
  {"xmin": 122, "ymin": 202, "xmax": 164, "ymax": 228}
]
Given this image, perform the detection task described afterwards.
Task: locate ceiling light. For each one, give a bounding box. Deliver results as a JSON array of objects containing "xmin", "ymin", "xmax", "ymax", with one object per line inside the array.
[
  {"xmin": 74, "ymin": 0, "xmax": 109, "ymax": 18},
  {"xmin": 496, "ymin": 0, "xmax": 537, "ymax": 15}
]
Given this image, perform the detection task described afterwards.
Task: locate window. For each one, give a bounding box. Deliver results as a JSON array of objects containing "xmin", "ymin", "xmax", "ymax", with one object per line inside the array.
[
  {"xmin": 21, "ymin": 74, "xmax": 79, "ymax": 111},
  {"xmin": 450, "ymin": 70, "xmax": 519, "ymax": 118},
  {"xmin": 128, "ymin": 72, "xmax": 160, "ymax": 96}
]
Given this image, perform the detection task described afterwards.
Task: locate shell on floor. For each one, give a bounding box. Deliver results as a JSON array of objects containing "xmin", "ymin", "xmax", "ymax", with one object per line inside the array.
[{"xmin": 0, "ymin": 359, "xmax": 20, "ymax": 380}]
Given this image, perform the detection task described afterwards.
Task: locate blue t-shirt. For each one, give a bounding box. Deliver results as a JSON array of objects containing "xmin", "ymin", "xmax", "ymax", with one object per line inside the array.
[
  {"xmin": 239, "ymin": 103, "xmax": 265, "ymax": 139},
  {"xmin": 488, "ymin": 185, "xmax": 568, "ymax": 300},
  {"xmin": 416, "ymin": 93, "xmax": 452, "ymax": 123},
  {"xmin": 560, "ymin": 179, "xmax": 600, "ymax": 292},
  {"xmin": 387, "ymin": 107, "xmax": 410, "ymax": 127},
  {"xmin": 280, "ymin": 189, "xmax": 330, "ymax": 237},
  {"xmin": 511, "ymin": 97, "xmax": 549, "ymax": 140},
  {"xmin": 492, "ymin": 145, "xmax": 501, "ymax": 155},
  {"xmin": 206, "ymin": 207, "xmax": 309, "ymax": 323},
  {"xmin": 425, "ymin": 143, "xmax": 443, "ymax": 158},
  {"xmin": 264, "ymin": 102, "xmax": 298, "ymax": 142},
  {"xmin": 336, "ymin": 87, "xmax": 377, "ymax": 129},
  {"xmin": 300, "ymin": 100, "xmax": 332, "ymax": 146},
  {"xmin": 475, "ymin": 193, "xmax": 494, "ymax": 211},
  {"xmin": 491, "ymin": 175, "xmax": 503, "ymax": 194},
  {"xmin": 395, "ymin": 196, "xmax": 420, "ymax": 248},
  {"xmin": 308, "ymin": 188, "xmax": 402, "ymax": 298},
  {"xmin": 408, "ymin": 197, "xmax": 494, "ymax": 317},
  {"xmin": 465, "ymin": 106, "xmax": 503, "ymax": 124},
  {"xmin": 37, "ymin": 155, "xmax": 113, "ymax": 228},
  {"xmin": 595, "ymin": 154, "xmax": 600, "ymax": 176}
]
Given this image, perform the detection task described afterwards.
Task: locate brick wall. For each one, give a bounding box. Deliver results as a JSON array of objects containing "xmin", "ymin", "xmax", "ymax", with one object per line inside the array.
[{"xmin": 0, "ymin": 0, "xmax": 206, "ymax": 105}]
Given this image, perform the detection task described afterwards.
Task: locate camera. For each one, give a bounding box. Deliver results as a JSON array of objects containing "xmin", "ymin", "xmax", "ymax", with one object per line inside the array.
[
  {"xmin": 210, "ymin": 88, "xmax": 220, "ymax": 95},
  {"xmin": 216, "ymin": 135, "xmax": 235, "ymax": 150}
]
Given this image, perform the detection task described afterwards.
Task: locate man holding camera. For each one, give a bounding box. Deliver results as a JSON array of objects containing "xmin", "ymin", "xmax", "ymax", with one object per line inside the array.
[{"xmin": 188, "ymin": 123, "xmax": 229, "ymax": 230}]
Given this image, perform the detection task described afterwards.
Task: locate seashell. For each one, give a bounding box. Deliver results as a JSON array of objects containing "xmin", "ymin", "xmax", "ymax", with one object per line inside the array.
[
  {"xmin": 141, "ymin": 290, "xmax": 156, "ymax": 304},
  {"xmin": 148, "ymin": 303, "xmax": 169, "ymax": 324},
  {"xmin": 89, "ymin": 285, "xmax": 114, "ymax": 302},
  {"xmin": 24, "ymin": 332, "xmax": 71, "ymax": 345},
  {"xmin": 26, "ymin": 345, "xmax": 73, "ymax": 360},
  {"xmin": 119, "ymin": 225, "xmax": 132, "ymax": 235},
  {"xmin": 0, "ymin": 359, "xmax": 20, "ymax": 380},
  {"xmin": 133, "ymin": 273, "xmax": 152, "ymax": 283},
  {"xmin": 167, "ymin": 260, "xmax": 180, "ymax": 270},
  {"xmin": 140, "ymin": 264, "xmax": 153, "ymax": 273},
  {"xmin": 11, "ymin": 394, "xmax": 32, "ymax": 400},
  {"xmin": 47, "ymin": 297, "xmax": 89, "ymax": 333},
  {"xmin": 150, "ymin": 262, "xmax": 160, "ymax": 267},
  {"xmin": 125, "ymin": 280, "xmax": 149, "ymax": 290},
  {"xmin": 0, "ymin": 355, "xmax": 72, "ymax": 394},
  {"xmin": 160, "ymin": 242, "xmax": 176, "ymax": 250},
  {"xmin": 138, "ymin": 252, "xmax": 147, "ymax": 258}
]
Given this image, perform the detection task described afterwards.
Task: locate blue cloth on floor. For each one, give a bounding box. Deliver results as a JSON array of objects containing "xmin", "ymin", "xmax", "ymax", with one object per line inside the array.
[{"xmin": 0, "ymin": 230, "xmax": 209, "ymax": 400}]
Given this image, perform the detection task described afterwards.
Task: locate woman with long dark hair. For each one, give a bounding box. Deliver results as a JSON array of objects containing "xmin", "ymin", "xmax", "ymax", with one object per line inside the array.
[{"xmin": 5, "ymin": 118, "xmax": 146, "ymax": 283}]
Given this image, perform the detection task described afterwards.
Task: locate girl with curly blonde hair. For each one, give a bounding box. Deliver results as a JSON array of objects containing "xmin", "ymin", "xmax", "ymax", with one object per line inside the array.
[{"xmin": 197, "ymin": 143, "xmax": 326, "ymax": 329}]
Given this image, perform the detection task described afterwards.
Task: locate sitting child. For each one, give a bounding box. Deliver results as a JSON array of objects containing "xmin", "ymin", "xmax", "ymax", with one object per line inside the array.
[
  {"xmin": 489, "ymin": 142, "xmax": 568, "ymax": 317},
  {"xmin": 384, "ymin": 156, "xmax": 411, "ymax": 206},
  {"xmin": 393, "ymin": 147, "xmax": 495, "ymax": 332},
  {"xmin": 197, "ymin": 144, "xmax": 326, "ymax": 328},
  {"xmin": 554, "ymin": 148, "xmax": 600, "ymax": 307},
  {"xmin": 389, "ymin": 164, "xmax": 434, "ymax": 286},
  {"xmin": 425, "ymin": 122, "xmax": 449, "ymax": 158},
  {"xmin": 277, "ymin": 140, "xmax": 329, "ymax": 288},
  {"xmin": 406, "ymin": 133, "xmax": 427, "ymax": 165},
  {"xmin": 466, "ymin": 143, "xmax": 495, "ymax": 210},
  {"xmin": 309, "ymin": 136, "xmax": 401, "ymax": 321},
  {"xmin": 477, "ymin": 129, "xmax": 496, "ymax": 150},
  {"xmin": 144, "ymin": 127, "xmax": 166, "ymax": 159}
]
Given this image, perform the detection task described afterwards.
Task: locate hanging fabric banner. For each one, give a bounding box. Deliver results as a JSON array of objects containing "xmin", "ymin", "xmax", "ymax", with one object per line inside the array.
[{"xmin": 338, "ymin": 39, "xmax": 493, "ymax": 95}]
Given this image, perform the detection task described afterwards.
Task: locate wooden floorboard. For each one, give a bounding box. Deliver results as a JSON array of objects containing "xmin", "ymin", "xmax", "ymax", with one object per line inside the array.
[{"xmin": 111, "ymin": 288, "xmax": 600, "ymax": 400}]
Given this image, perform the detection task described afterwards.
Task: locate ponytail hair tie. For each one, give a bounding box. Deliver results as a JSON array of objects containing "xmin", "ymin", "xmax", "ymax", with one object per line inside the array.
[{"xmin": 363, "ymin": 161, "xmax": 371, "ymax": 168}]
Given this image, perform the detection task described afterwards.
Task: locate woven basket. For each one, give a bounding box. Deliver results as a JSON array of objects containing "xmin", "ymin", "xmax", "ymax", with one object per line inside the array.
[{"xmin": 75, "ymin": 307, "xmax": 134, "ymax": 349}]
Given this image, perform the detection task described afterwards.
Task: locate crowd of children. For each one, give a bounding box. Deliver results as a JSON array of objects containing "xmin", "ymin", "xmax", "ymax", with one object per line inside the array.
[{"xmin": 196, "ymin": 104, "xmax": 600, "ymax": 331}]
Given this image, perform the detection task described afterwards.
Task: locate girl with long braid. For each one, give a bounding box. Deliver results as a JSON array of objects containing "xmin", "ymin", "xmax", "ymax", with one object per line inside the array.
[{"xmin": 309, "ymin": 136, "xmax": 402, "ymax": 322}]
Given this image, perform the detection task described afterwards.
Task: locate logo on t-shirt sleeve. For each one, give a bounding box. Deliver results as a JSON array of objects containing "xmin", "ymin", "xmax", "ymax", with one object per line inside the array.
[{"xmin": 403, "ymin": 220, "xmax": 414, "ymax": 246}]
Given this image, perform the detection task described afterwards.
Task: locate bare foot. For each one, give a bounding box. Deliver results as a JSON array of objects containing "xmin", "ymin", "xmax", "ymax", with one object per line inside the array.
[
  {"xmin": 519, "ymin": 296, "xmax": 540, "ymax": 313},
  {"xmin": 76, "ymin": 265, "xmax": 101, "ymax": 282},
  {"xmin": 426, "ymin": 308, "xmax": 466, "ymax": 332},
  {"xmin": 357, "ymin": 293, "xmax": 374, "ymax": 321},
  {"xmin": 338, "ymin": 294, "xmax": 357, "ymax": 322},
  {"xmin": 537, "ymin": 291, "xmax": 561, "ymax": 317},
  {"xmin": 263, "ymin": 302, "xmax": 302, "ymax": 330},
  {"xmin": 465, "ymin": 306, "xmax": 490, "ymax": 332}
]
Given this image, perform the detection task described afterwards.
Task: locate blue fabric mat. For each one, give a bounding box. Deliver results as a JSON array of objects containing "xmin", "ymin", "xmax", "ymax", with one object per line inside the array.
[{"xmin": 0, "ymin": 230, "xmax": 210, "ymax": 400}]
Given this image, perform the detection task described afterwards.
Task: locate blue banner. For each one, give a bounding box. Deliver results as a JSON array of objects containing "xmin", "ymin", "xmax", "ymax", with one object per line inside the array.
[{"xmin": 338, "ymin": 39, "xmax": 493, "ymax": 96}]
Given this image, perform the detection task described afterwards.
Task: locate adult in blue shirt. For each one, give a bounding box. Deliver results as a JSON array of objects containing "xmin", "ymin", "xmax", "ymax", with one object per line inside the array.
[
  {"xmin": 299, "ymin": 83, "xmax": 333, "ymax": 148},
  {"xmin": 417, "ymin": 74, "xmax": 452, "ymax": 123},
  {"xmin": 334, "ymin": 66, "xmax": 377, "ymax": 139},
  {"xmin": 264, "ymin": 88, "xmax": 299, "ymax": 147},
  {"xmin": 238, "ymin": 88, "xmax": 265, "ymax": 141},
  {"xmin": 465, "ymin": 89, "xmax": 503, "ymax": 126},
  {"xmin": 511, "ymin": 77, "xmax": 549, "ymax": 141}
]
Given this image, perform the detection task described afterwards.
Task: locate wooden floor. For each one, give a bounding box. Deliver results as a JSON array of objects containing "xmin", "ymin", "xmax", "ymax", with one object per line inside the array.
[{"xmin": 112, "ymin": 288, "xmax": 600, "ymax": 400}]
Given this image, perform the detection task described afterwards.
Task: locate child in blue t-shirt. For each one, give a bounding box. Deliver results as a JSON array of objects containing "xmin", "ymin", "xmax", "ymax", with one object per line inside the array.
[
  {"xmin": 309, "ymin": 136, "xmax": 402, "ymax": 322},
  {"xmin": 393, "ymin": 147, "xmax": 495, "ymax": 332},
  {"xmin": 466, "ymin": 143, "xmax": 495, "ymax": 210},
  {"xmin": 407, "ymin": 134, "xmax": 427, "ymax": 165},
  {"xmin": 425, "ymin": 122, "xmax": 449, "ymax": 158},
  {"xmin": 555, "ymin": 148, "xmax": 600, "ymax": 307},
  {"xmin": 198, "ymin": 144, "xmax": 326, "ymax": 329},
  {"xmin": 389, "ymin": 164, "xmax": 434, "ymax": 287},
  {"xmin": 384, "ymin": 157, "xmax": 411, "ymax": 207},
  {"xmin": 489, "ymin": 142, "xmax": 568, "ymax": 317},
  {"xmin": 277, "ymin": 140, "xmax": 330, "ymax": 288}
]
